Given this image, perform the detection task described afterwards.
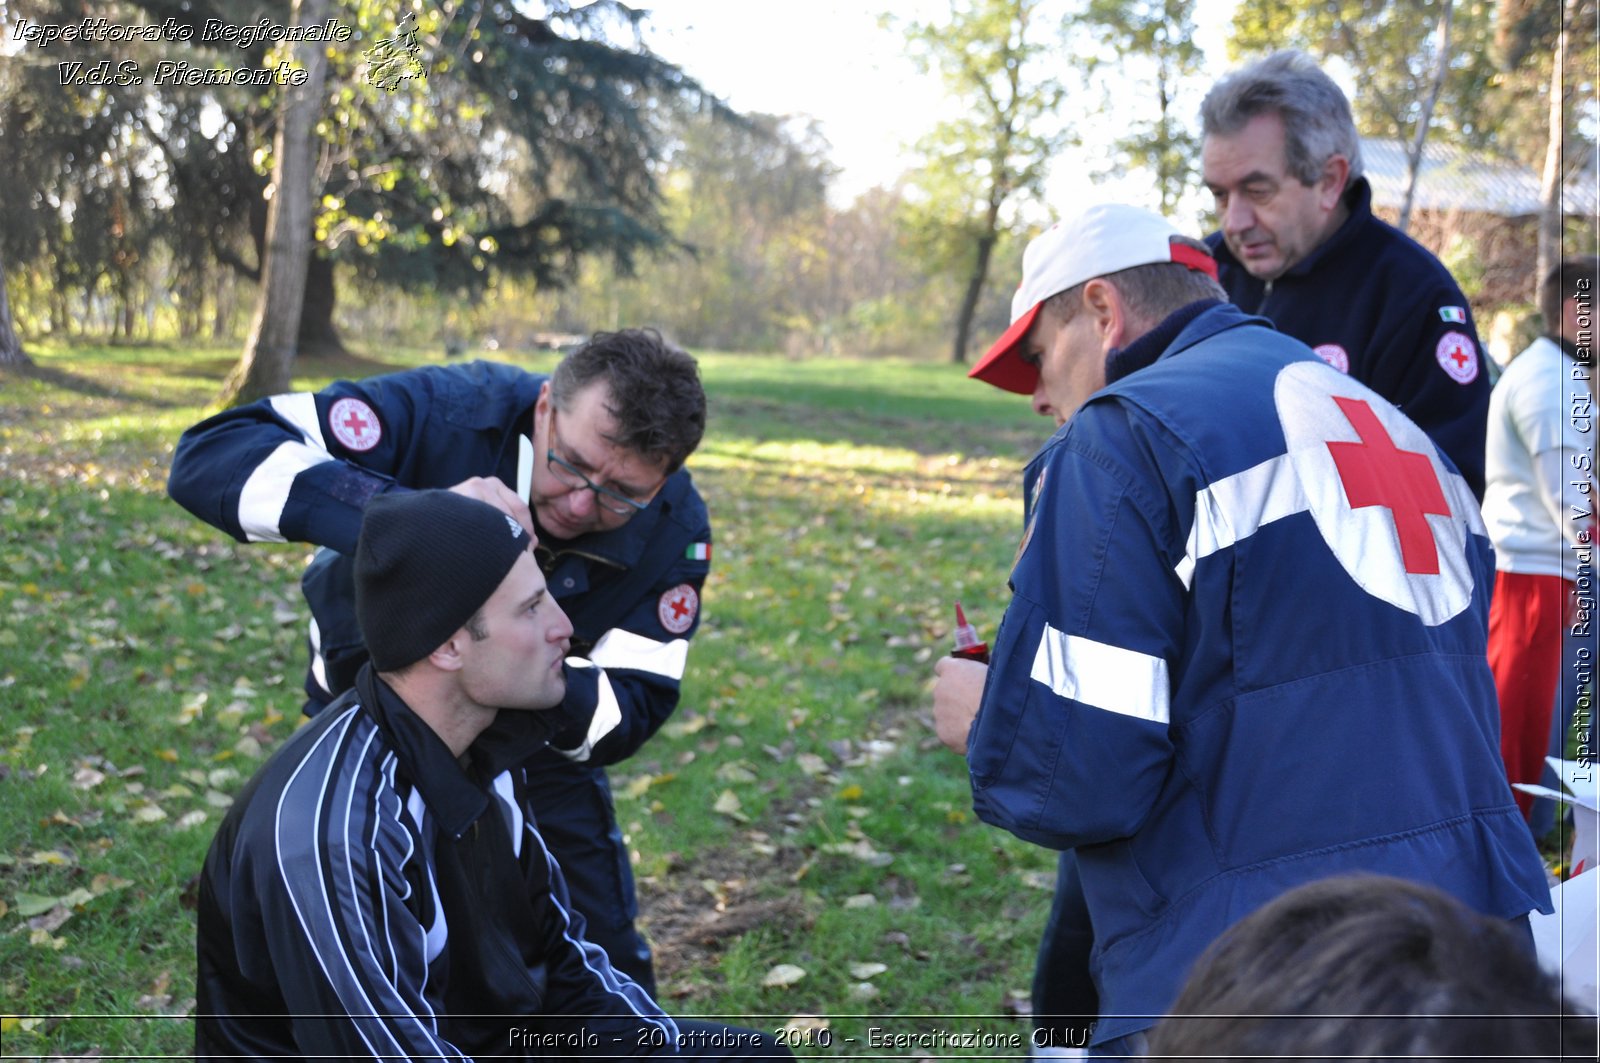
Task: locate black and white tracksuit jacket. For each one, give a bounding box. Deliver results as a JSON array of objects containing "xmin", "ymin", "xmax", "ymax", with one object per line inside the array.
[{"xmin": 195, "ymin": 666, "xmax": 677, "ymax": 1060}]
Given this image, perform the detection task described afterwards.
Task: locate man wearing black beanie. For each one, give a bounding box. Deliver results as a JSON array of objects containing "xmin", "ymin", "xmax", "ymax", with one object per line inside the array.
[
  {"xmin": 195, "ymin": 491, "xmax": 786, "ymax": 1061},
  {"xmin": 170, "ymin": 330, "xmax": 710, "ymax": 992}
]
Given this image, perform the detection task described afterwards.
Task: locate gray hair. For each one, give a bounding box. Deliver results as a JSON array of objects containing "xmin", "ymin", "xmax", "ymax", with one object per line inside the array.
[
  {"xmin": 1200, "ymin": 50, "xmax": 1364, "ymax": 185},
  {"xmin": 1043, "ymin": 236, "xmax": 1225, "ymax": 333}
]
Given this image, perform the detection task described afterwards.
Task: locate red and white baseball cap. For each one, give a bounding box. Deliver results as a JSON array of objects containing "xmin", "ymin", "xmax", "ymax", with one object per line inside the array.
[{"xmin": 969, "ymin": 204, "xmax": 1219, "ymax": 394}]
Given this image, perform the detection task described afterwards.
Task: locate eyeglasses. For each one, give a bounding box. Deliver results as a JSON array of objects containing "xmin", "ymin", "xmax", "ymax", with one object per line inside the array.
[{"xmin": 546, "ymin": 414, "xmax": 653, "ymax": 516}]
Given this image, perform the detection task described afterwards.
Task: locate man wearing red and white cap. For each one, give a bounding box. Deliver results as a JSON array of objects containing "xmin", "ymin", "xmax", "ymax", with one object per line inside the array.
[{"xmin": 932, "ymin": 204, "xmax": 1549, "ymax": 1055}]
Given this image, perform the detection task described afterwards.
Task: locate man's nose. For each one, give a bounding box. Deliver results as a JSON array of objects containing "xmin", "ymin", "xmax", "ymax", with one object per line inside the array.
[
  {"xmin": 1031, "ymin": 385, "xmax": 1053, "ymax": 419},
  {"xmin": 1223, "ymin": 196, "xmax": 1255, "ymax": 235},
  {"xmin": 550, "ymin": 599, "xmax": 574, "ymax": 643},
  {"xmin": 567, "ymin": 484, "xmax": 596, "ymax": 516}
]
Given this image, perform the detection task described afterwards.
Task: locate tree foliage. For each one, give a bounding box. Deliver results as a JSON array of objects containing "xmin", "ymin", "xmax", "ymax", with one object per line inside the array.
[
  {"xmin": 1231, "ymin": 0, "xmax": 1499, "ymax": 232},
  {"xmin": 1077, "ymin": 0, "xmax": 1206, "ymax": 215},
  {"xmin": 1488, "ymin": 0, "xmax": 1599, "ymax": 291},
  {"xmin": 895, "ymin": 0, "xmax": 1071, "ymax": 363},
  {"xmin": 535, "ymin": 111, "xmax": 926, "ymax": 355},
  {"xmin": 1, "ymin": 0, "xmax": 722, "ymax": 356}
]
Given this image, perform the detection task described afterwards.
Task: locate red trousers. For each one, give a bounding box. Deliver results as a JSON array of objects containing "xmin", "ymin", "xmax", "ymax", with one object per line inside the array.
[{"xmin": 1486, "ymin": 570, "xmax": 1572, "ymax": 817}]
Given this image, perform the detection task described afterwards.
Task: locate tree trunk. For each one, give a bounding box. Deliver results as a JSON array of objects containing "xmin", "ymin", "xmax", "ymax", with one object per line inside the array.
[
  {"xmin": 0, "ymin": 245, "xmax": 31, "ymax": 367},
  {"xmin": 1536, "ymin": 8, "xmax": 1572, "ymax": 295},
  {"xmin": 221, "ymin": 0, "xmax": 332, "ymax": 405},
  {"xmin": 952, "ymin": 229, "xmax": 999, "ymax": 365},
  {"xmin": 1397, "ymin": 1, "xmax": 1455, "ymax": 234},
  {"xmin": 297, "ymin": 253, "xmax": 348, "ymax": 357}
]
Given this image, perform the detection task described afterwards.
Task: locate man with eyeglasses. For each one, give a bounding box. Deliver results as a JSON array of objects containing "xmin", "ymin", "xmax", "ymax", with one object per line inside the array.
[{"xmin": 168, "ymin": 328, "xmax": 710, "ymax": 996}]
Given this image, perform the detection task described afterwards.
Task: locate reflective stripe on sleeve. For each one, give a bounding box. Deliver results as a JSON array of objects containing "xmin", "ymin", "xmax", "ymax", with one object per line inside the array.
[
  {"xmin": 588, "ymin": 628, "xmax": 689, "ymax": 681},
  {"xmin": 1029, "ymin": 624, "xmax": 1171, "ymax": 725},
  {"xmin": 554, "ymin": 660, "xmax": 622, "ymax": 763},
  {"xmin": 238, "ymin": 393, "xmax": 331, "ymax": 543}
]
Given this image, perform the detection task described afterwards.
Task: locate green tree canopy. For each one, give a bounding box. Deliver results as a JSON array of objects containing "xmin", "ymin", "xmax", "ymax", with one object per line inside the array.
[
  {"xmin": 2, "ymin": 0, "xmax": 725, "ymax": 352},
  {"xmin": 894, "ymin": 0, "xmax": 1072, "ymax": 364}
]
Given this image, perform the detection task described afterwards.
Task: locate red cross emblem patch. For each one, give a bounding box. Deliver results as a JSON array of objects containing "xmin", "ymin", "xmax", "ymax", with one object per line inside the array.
[
  {"xmin": 1275, "ymin": 362, "xmax": 1476, "ymax": 626},
  {"xmin": 658, "ymin": 583, "xmax": 699, "ymax": 635},
  {"xmin": 1312, "ymin": 343, "xmax": 1349, "ymax": 374},
  {"xmin": 1325, "ymin": 396, "xmax": 1452, "ymax": 575},
  {"xmin": 1435, "ymin": 331, "xmax": 1479, "ymax": 385},
  {"xmin": 328, "ymin": 397, "xmax": 382, "ymax": 452}
]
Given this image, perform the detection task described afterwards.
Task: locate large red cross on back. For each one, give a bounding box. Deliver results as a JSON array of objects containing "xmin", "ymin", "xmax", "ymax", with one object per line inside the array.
[{"xmin": 1325, "ymin": 396, "xmax": 1451, "ymax": 575}]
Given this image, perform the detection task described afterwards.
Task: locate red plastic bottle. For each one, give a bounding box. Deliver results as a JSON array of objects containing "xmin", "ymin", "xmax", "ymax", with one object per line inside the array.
[{"xmin": 951, "ymin": 602, "xmax": 989, "ymax": 664}]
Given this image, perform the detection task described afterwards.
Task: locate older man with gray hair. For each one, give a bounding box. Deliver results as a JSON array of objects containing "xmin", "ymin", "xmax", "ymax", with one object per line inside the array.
[{"xmin": 1200, "ymin": 49, "xmax": 1490, "ymax": 499}]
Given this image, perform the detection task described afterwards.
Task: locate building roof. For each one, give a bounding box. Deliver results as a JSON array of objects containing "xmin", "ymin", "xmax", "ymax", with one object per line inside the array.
[{"xmin": 1361, "ymin": 137, "xmax": 1597, "ymax": 219}]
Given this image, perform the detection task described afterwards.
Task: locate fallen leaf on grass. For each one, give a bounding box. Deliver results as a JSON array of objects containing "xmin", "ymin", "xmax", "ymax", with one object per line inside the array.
[
  {"xmin": 29, "ymin": 928, "xmax": 67, "ymax": 950},
  {"xmin": 663, "ymin": 715, "xmax": 710, "ymax": 739},
  {"xmin": 175, "ymin": 810, "xmax": 209, "ymax": 831},
  {"xmin": 131, "ymin": 805, "xmax": 167, "ymax": 824},
  {"xmin": 27, "ymin": 905, "xmax": 74, "ymax": 934},
  {"xmin": 795, "ymin": 753, "xmax": 828, "ymax": 776},
  {"xmin": 174, "ymin": 691, "xmax": 207, "ymax": 725},
  {"xmin": 621, "ymin": 773, "xmax": 674, "ymax": 800},
  {"xmin": 821, "ymin": 839, "xmax": 892, "ymax": 867},
  {"xmin": 843, "ymin": 894, "xmax": 877, "ymax": 909},
  {"xmin": 714, "ymin": 761, "xmax": 757, "ymax": 784},
  {"xmin": 1002, "ymin": 988, "xmax": 1032, "ymax": 1017},
  {"xmin": 849, "ymin": 962, "xmax": 888, "ymax": 979},
  {"xmin": 761, "ymin": 963, "xmax": 807, "ymax": 988},
  {"xmin": 712, "ymin": 790, "xmax": 748, "ymax": 822},
  {"xmin": 27, "ymin": 849, "xmax": 74, "ymax": 867},
  {"xmin": 88, "ymin": 874, "xmax": 131, "ymax": 896},
  {"xmin": 71, "ymin": 766, "xmax": 106, "ymax": 790},
  {"xmin": 13, "ymin": 893, "xmax": 63, "ymax": 918},
  {"xmin": 136, "ymin": 972, "xmax": 173, "ymax": 1013}
]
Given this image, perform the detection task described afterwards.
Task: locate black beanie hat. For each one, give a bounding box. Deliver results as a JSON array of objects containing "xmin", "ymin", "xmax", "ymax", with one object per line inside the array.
[{"xmin": 354, "ymin": 490, "xmax": 533, "ymax": 671}]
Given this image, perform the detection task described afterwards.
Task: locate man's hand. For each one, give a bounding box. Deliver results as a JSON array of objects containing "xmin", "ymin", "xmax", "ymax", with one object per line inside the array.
[
  {"xmin": 448, "ymin": 476, "xmax": 536, "ymax": 539},
  {"xmin": 932, "ymin": 656, "xmax": 988, "ymax": 757}
]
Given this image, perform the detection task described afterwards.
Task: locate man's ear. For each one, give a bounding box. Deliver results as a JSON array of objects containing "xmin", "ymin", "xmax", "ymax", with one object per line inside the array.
[
  {"xmin": 427, "ymin": 631, "xmax": 469, "ymax": 673},
  {"xmin": 1083, "ymin": 278, "xmax": 1130, "ymax": 351},
  {"xmin": 1318, "ymin": 154, "xmax": 1351, "ymax": 210}
]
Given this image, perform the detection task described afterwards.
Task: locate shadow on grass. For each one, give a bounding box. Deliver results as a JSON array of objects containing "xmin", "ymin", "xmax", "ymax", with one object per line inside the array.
[
  {"xmin": 288, "ymin": 350, "xmax": 415, "ymax": 383},
  {"xmin": 1, "ymin": 361, "xmax": 165, "ymax": 405}
]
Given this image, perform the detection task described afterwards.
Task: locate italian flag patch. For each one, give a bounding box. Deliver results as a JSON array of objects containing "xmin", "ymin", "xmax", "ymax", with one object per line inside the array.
[
  {"xmin": 1438, "ymin": 306, "xmax": 1467, "ymax": 323},
  {"xmin": 686, "ymin": 542, "xmax": 712, "ymax": 561}
]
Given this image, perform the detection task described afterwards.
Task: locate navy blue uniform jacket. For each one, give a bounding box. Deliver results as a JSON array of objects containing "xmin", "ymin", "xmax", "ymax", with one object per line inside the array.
[
  {"xmin": 968, "ymin": 303, "xmax": 1550, "ymax": 1045},
  {"xmin": 166, "ymin": 360, "xmax": 711, "ymax": 764}
]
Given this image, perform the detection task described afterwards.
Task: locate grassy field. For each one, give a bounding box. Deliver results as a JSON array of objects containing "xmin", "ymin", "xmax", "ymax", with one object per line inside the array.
[{"xmin": 0, "ymin": 341, "xmax": 1058, "ymax": 1058}]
